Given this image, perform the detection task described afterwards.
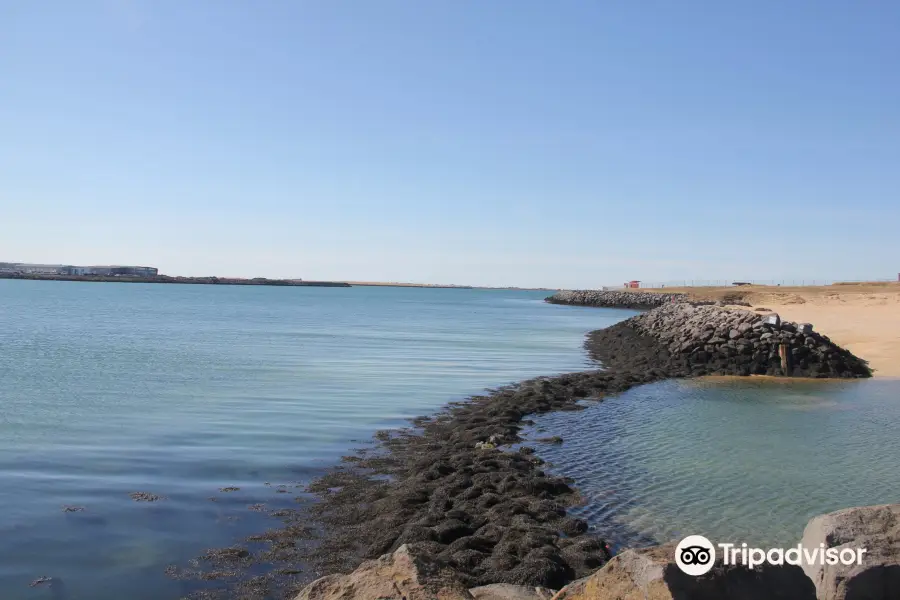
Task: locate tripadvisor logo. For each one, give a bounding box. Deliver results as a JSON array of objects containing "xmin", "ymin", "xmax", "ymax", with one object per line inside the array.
[
  {"xmin": 675, "ymin": 535, "xmax": 716, "ymax": 576},
  {"xmin": 675, "ymin": 535, "xmax": 868, "ymax": 575}
]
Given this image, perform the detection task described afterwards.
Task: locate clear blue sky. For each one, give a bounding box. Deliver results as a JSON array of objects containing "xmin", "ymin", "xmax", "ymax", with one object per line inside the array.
[{"xmin": 2, "ymin": 1, "xmax": 898, "ymax": 288}]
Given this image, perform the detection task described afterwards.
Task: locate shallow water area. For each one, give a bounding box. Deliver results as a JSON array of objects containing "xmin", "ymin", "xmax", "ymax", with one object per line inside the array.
[{"xmin": 524, "ymin": 376, "xmax": 900, "ymax": 551}]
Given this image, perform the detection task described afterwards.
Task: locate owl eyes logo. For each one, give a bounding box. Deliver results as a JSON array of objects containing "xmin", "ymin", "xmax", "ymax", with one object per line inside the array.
[
  {"xmin": 675, "ymin": 535, "xmax": 716, "ymax": 575},
  {"xmin": 680, "ymin": 545, "xmax": 712, "ymax": 565}
]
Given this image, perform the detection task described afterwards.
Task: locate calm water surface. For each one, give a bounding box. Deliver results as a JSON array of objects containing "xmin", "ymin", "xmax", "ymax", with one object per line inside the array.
[
  {"xmin": 525, "ymin": 376, "xmax": 900, "ymax": 550},
  {"xmin": 0, "ymin": 280, "xmax": 631, "ymax": 600}
]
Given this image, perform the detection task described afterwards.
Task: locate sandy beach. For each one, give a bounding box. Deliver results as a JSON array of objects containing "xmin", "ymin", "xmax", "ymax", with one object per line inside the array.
[{"xmin": 644, "ymin": 283, "xmax": 900, "ymax": 377}]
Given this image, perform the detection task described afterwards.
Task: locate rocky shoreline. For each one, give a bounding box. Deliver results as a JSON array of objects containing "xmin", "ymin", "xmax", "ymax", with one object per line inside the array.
[
  {"xmin": 185, "ymin": 300, "xmax": 871, "ymax": 599},
  {"xmin": 307, "ymin": 502, "xmax": 898, "ymax": 600}
]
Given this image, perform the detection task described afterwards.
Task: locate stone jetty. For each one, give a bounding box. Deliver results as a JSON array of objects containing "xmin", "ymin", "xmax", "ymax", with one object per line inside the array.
[
  {"xmin": 545, "ymin": 290, "xmax": 685, "ymax": 309},
  {"xmin": 590, "ymin": 303, "xmax": 870, "ymax": 378}
]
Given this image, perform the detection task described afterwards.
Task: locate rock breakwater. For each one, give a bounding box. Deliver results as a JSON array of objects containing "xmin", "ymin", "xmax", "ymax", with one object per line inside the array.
[
  {"xmin": 589, "ymin": 303, "xmax": 871, "ymax": 378},
  {"xmin": 545, "ymin": 290, "xmax": 684, "ymax": 309}
]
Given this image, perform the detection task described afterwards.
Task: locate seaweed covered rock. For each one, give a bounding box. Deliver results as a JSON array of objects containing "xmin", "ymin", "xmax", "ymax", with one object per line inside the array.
[{"xmin": 302, "ymin": 373, "xmax": 638, "ymax": 589}]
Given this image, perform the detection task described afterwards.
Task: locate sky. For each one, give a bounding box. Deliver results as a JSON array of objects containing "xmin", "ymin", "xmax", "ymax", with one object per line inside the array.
[{"xmin": 1, "ymin": 1, "xmax": 898, "ymax": 288}]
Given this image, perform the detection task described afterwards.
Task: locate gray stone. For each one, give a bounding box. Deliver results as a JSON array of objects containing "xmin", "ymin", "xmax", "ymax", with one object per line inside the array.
[
  {"xmin": 765, "ymin": 314, "xmax": 782, "ymax": 327},
  {"xmin": 552, "ymin": 542, "xmax": 814, "ymax": 600},
  {"xmin": 800, "ymin": 504, "xmax": 900, "ymax": 600},
  {"xmin": 294, "ymin": 544, "xmax": 474, "ymax": 600},
  {"xmin": 798, "ymin": 323, "xmax": 814, "ymax": 334},
  {"xmin": 728, "ymin": 329, "xmax": 741, "ymax": 339}
]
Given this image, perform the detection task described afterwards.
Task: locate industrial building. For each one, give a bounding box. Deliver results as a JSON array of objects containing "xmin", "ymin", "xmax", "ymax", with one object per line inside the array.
[
  {"xmin": 62, "ymin": 265, "xmax": 159, "ymax": 277},
  {"xmin": 0, "ymin": 263, "xmax": 159, "ymax": 277}
]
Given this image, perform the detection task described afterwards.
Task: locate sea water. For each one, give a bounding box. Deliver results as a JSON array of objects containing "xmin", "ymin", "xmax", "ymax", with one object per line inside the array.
[
  {"xmin": 525, "ymin": 376, "xmax": 900, "ymax": 551},
  {"xmin": 0, "ymin": 280, "xmax": 629, "ymax": 599}
]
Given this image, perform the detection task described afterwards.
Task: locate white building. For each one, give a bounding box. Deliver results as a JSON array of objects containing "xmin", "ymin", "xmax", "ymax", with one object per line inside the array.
[
  {"xmin": 19, "ymin": 264, "xmax": 65, "ymax": 274},
  {"xmin": 1, "ymin": 263, "xmax": 159, "ymax": 277}
]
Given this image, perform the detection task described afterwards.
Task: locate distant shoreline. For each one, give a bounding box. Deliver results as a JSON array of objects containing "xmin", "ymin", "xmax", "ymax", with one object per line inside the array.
[
  {"xmin": 344, "ymin": 281, "xmax": 474, "ymax": 289},
  {"xmin": 1, "ymin": 273, "xmax": 561, "ymax": 292},
  {"xmin": 0, "ymin": 273, "xmax": 351, "ymax": 287},
  {"xmin": 346, "ymin": 280, "xmax": 557, "ymax": 291}
]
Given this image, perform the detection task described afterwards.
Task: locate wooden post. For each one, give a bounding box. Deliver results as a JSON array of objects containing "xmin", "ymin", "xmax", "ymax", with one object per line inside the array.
[{"xmin": 779, "ymin": 343, "xmax": 790, "ymax": 375}]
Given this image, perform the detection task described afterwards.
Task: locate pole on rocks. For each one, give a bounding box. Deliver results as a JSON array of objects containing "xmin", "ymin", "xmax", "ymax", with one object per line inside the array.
[{"xmin": 779, "ymin": 343, "xmax": 790, "ymax": 375}]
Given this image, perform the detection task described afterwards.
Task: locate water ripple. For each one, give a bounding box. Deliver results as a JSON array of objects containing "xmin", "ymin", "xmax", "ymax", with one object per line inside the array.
[{"xmin": 525, "ymin": 377, "xmax": 900, "ymax": 550}]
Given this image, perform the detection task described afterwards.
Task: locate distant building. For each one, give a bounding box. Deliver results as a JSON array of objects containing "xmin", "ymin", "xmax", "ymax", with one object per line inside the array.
[
  {"xmin": 111, "ymin": 266, "xmax": 158, "ymax": 277},
  {"xmin": 19, "ymin": 264, "xmax": 66, "ymax": 275},
  {"xmin": 1, "ymin": 263, "xmax": 158, "ymax": 277},
  {"xmin": 62, "ymin": 265, "xmax": 159, "ymax": 277}
]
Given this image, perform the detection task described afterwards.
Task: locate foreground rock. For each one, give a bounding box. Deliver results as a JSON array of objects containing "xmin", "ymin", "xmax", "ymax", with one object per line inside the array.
[
  {"xmin": 552, "ymin": 543, "xmax": 815, "ymax": 600},
  {"xmin": 295, "ymin": 544, "xmax": 474, "ymax": 600},
  {"xmin": 298, "ymin": 505, "xmax": 900, "ymax": 600},
  {"xmin": 546, "ymin": 290, "xmax": 685, "ymax": 309},
  {"xmin": 800, "ymin": 504, "xmax": 900, "ymax": 600},
  {"xmin": 589, "ymin": 303, "xmax": 870, "ymax": 378}
]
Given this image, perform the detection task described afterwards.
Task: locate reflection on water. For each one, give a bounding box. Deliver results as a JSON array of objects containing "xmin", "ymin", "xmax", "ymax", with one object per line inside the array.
[{"xmin": 525, "ymin": 377, "xmax": 900, "ymax": 550}]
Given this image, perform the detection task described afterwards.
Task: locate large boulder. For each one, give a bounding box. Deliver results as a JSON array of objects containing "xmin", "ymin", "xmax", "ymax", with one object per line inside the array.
[
  {"xmin": 800, "ymin": 504, "xmax": 900, "ymax": 600},
  {"xmin": 550, "ymin": 543, "xmax": 814, "ymax": 600},
  {"xmin": 294, "ymin": 544, "xmax": 474, "ymax": 600}
]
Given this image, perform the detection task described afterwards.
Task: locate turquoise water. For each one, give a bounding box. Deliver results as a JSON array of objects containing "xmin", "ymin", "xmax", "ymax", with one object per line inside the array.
[
  {"xmin": 0, "ymin": 280, "xmax": 632, "ymax": 600},
  {"xmin": 525, "ymin": 376, "xmax": 900, "ymax": 551}
]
